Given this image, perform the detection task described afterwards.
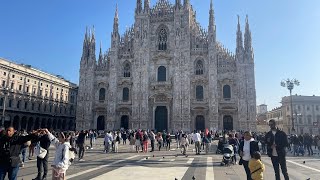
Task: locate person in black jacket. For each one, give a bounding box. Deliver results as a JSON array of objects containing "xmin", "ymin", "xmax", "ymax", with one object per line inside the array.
[
  {"xmin": 0, "ymin": 127, "xmax": 40, "ymax": 180},
  {"xmin": 265, "ymin": 119, "xmax": 289, "ymax": 180},
  {"xmin": 32, "ymin": 132, "xmax": 51, "ymax": 180},
  {"xmin": 238, "ymin": 131, "xmax": 259, "ymax": 180}
]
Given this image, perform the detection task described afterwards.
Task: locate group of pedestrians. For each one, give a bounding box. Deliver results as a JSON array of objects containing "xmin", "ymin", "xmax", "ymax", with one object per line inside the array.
[{"xmin": 0, "ymin": 126, "xmax": 76, "ymax": 180}]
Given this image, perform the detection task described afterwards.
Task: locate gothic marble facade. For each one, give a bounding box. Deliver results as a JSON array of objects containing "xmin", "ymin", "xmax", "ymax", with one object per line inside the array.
[{"xmin": 76, "ymin": 0, "xmax": 257, "ymax": 132}]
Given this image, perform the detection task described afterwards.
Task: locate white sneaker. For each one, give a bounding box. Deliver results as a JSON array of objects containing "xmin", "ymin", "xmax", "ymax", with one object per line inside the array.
[{"xmin": 79, "ymin": 159, "xmax": 85, "ymax": 161}]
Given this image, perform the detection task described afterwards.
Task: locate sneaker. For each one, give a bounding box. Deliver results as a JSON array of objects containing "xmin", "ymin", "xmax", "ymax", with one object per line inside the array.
[
  {"xmin": 79, "ymin": 159, "xmax": 85, "ymax": 162},
  {"xmin": 20, "ymin": 163, "xmax": 24, "ymax": 168}
]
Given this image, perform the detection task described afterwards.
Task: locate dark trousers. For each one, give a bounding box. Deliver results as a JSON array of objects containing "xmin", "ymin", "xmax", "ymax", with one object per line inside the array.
[
  {"xmin": 78, "ymin": 143, "xmax": 85, "ymax": 159},
  {"xmin": 242, "ymin": 160, "xmax": 252, "ymax": 180},
  {"xmin": 37, "ymin": 153, "xmax": 49, "ymax": 178},
  {"xmin": 0, "ymin": 166, "xmax": 19, "ymax": 180},
  {"xmin": 150, "ymin": 140, "xmax": 155, "ymax": 151},
  {"xmin": 271, "ymin": 156, "xmax": 289, "ymax": 180},
  {"xmin": 306, "ymin": 145, "xmax": 313, "ymax": 155}
]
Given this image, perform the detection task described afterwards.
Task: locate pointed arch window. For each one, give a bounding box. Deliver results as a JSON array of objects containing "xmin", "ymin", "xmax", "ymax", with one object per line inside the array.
[
  {"xmin": 223, "ymin": 85, "xmax": 231, "ymax": 99},
  {"xmin": 157, "ymin": 66, "xmax": 166, "ymax": 82},
  {"xmin": 158, "ymin": 28, "xmax": 167, "ymax": 50},
  {"xmin": 123, "ymin": 63, "xmax": 131, "ymax": 77},
  {"xmin": 123, "ymin": 87, "xmax": 129, "ymax": 102},
  {"xmin": 195, "ymin": 60, "xmax": 204, "ymax": 75},
  {"xmin": 99, "ymin": 88, "xmax": 106, "ymax": 101},
  {"xmin": 196, "ymin": 85, "xmax": 204, "ymax": 101}
]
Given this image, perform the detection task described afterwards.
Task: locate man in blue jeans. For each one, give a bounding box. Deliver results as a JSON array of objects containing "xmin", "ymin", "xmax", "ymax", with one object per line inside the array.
[{"xmin": 0, "ymin": 127, "xmax": 39, "ymax": 180}]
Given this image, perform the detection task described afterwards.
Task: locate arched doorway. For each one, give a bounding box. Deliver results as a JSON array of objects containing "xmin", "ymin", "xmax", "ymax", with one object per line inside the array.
[
  {"xmin": 155, "ymin": 106, "xmax": 168, "ymax": 132},
  {"xmin": 34, "ymin": 118, "xmax": 40, "ymax": 129},
  {"xmin": 121, "ymin": 115, "xmax": 129, "ymax": 130},
  {"xmin": 52, "ymin": 119, "xmax": 57, "ymax": 130},
  {"xmin": 195, "ymin": 115, "xmax": 205, "ymax": 131},
  {"xmin": 21, "ymin": 116, "xmax": 27, "ymax": 130},
  {"xmin": 47, "ymin": 119, "xmax": 52, "ymax": 130},
  {"xmin": 13, "ymin": 116, "xmax": 20, "ymax": 130},
  {"xmin": 62, "ymin": 119, "xmax": 67, "ymax": 130},
  {"xmin": 27, "ymin": 117, "xmax": 33, "ymax": 131},
  {"xmin": 97, "ymin": 116, "xmax": 105, "ymax": 131},
  {"xmin": 57, "ymin": 119, "xmax": 62, "ymax": 130},
  {"xmin": 223, "ymin": 115, "xmax": 233, "ymax": 130},
  {"xmin": 68, "ymin": 120, "xmax": 74, "ymax": 130},
  {"xmin": 41, "ymin": 118, "xmax": 47, "ymax": 128}
]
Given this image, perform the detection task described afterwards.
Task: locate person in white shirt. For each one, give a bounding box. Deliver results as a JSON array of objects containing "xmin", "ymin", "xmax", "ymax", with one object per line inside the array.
[
  {"xmin": 193, "ymin": 131, "xmax": 201, "ymax": 155},
  {"xmin": 43, "ymin": 129, "xmax": 72, "ymax": 180},
  {"xmin": 239, "ymin": 131, "xmax": 259, "ymax": 180}
]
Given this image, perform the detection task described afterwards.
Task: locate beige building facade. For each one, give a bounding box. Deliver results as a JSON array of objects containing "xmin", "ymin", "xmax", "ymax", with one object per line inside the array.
[
  {"xmin": 282, "ymin": 95, "xmax": 320, "ymax": 135},
  {"xmin": 0, "ymin": 58, "xmax": 77, "ymax": 131}
]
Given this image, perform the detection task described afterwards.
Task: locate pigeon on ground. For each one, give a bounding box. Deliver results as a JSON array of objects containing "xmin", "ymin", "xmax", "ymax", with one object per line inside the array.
[{"xmin": 303, "ymin": 161, "xmax": 305, "ymax": 164}]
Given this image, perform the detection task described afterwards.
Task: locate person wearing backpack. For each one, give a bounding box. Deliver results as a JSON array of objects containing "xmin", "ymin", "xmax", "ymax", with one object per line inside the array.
[
  {"xmin": 42, "ymin": 129, "xmax": 73, "ymax": 180},
  {"xmin": 142, "ymin": 130, "xmax": 149, "ymax": 153}
]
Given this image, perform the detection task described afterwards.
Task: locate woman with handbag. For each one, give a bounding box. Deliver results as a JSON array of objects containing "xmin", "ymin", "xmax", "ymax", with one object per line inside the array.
[
  {"xmin": 42, "ymin": 129, "xmax": 72, "ymax": 180},
  {"xmin": 239, "ymin": 131, "xmax": 259, "ymax": 180},
  {"xmin": 32, "ymin": 132, "xmax": 51, "ymax": 180}
]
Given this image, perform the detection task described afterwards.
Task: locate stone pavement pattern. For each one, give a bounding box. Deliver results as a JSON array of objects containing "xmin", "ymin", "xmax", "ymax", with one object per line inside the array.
[{"xmin": 16, "ymin": 139, "xmax": 320, "ymax": 180}]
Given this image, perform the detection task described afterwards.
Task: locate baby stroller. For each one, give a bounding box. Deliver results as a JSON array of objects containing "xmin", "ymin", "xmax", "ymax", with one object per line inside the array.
[
  {"xmin": 216, "ymin": 138, "xmax": 225, "ymax": 154},
  {"xmin": 220, "ymin": 144, "xmax": 234, "ymax": 166}
]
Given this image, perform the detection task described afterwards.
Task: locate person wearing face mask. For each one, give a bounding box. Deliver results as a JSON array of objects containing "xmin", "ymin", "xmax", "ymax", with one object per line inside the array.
[
  {"xmin": 265, "ymin": 119, "xmax": 289, "ymax": 180},
  {"xmin": 239, "ymin": 131, "xmax": 259, "ymax": 180}
]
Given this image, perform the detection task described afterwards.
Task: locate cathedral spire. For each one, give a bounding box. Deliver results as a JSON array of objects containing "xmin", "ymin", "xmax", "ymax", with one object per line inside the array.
[
  {"xmin": 136, "ymin": 0, "xmax": 142, "ymax": 14},
  {"xmin": 244, "ymin": 15, "xmax": 252, "ymax": 52},
  {"xmin": 175, "ymin": 0, "xmax": 181, "ymax": 10},
  {"xmin": 113, "ymin": 4, "xmax": 119, "ymax": 35},
  {"xmin": 144, "ymin": 0, "xmax": 150, "ymax": 13},
  {"xmin": 184, "ymin": 0, "xmax": 190, "ymax": 9},
  {"xmin": 208, "ymin": 0, "xmax": 215, "ymax": 32},
  {"xmin": 81, "ymin": 27, "xmax": 90, "ymax": 64},
  {"xmin": 236, "ymin": 15, "xmax": 244, "ymax": 54},
  {"xmin": 98, "ymin": 41, "xmax": 103, "ymax": 66}
]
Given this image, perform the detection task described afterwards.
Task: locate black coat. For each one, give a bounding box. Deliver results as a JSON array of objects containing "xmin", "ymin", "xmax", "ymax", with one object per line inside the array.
[
  {"xmin": 238, "ymin": 140, "xmax": 259, "ymax": 159},
  {"xmin": 0, "ymin": 134, "xmax": 38, "ymax": 167},
  {"xmin": 265, "ymin": 130, "xmax": 288, "ymax": 157}
]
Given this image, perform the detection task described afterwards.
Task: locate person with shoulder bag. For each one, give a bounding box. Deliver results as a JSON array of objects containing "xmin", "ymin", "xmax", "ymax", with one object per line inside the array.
[
  {"xmin": 239, "ymin": 131, "xmax": 259, "ymax": 180},
  {"xmin": 32, "ymin": 131, "xmax": 51, "ymax": 180},
  {"xmin": 0, "ymin": 127, "xmax": 40, "ymax": 180}
]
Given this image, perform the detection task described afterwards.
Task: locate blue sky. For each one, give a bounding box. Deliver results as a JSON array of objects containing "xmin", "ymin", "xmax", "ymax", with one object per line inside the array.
[{"xmin": 0, "ymin": 0, "xmax": 319, "ymax": 109}]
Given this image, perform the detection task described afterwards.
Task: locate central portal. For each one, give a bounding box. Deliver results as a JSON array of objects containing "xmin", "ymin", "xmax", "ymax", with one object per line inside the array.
[{"xmin": 155, "ymin": 106, "xmax": 168, "ymax": 132}]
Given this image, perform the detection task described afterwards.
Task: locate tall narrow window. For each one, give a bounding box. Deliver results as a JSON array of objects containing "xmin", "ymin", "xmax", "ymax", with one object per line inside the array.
[
  {"xmin": 99, "ymin": 88, "xmax": 106, "ymax": 101},
  {"xmin": 196, "ymin": 85, "xmax": 204, "ymax": 101},
  {"xmin": 157, "ymin": 66, "xmax": 166, "ymax": 82},
  {"xmin": 158, "ymin": 28, "xmax": 167, "ymax": 50},
  {"xmin": 223, "ymin": 85, "xmax": 231, "ymax": 99},
  {"xmin": 123, "ymin": 88, "xmax": 129, "ymax": 102},
  {"xmin": 0, "ymin": 98, "xmax": 3, "ymax": 106},
  {"xmin": 195, "ymin": 60, "xmax": 204, "ymax": 75},
  {"xmin": 17, "ymin": 100, "xmax": 21, "ymax": 109},
  {"xmin": 123, "ymin": 63, "xmax": 131, "ymax": 77}
]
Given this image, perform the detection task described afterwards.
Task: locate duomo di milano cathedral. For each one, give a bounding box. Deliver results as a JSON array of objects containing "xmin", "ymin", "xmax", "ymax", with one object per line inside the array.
[{"xmin": 76, "ymin": 0, "xmax": 257, "ymax": 132}]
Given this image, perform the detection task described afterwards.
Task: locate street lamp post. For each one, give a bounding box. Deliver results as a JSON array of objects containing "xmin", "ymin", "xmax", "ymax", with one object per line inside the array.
[
  {"xmin": 281, "ymin": 79, "xmax": 300, "ymax": 132},
  {"xmin": 1, "ymin": 87, "xmax": 9, "ymax": 127}
]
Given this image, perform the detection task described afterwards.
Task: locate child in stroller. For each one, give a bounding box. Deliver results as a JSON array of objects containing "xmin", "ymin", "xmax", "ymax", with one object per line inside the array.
[{"xmin": 220, "ymin": 144, "xmax": 235, "ymax": 166}]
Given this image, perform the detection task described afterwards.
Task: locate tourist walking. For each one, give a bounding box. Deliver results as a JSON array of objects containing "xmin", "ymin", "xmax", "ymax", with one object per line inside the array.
[
  {"xmin": 239, "ymin": 131, "xmax": 259, "ymax": 180},
  {"xmin": 142, "ymin": 130, "xmax": 149, "ymax": 153},
  {"xmin": 193, "ymin": 131, "xmax": 201, "ymax": 155},
  {"xmin": 265, "ymin": 119, "xmax": 289, "ymax": 180},
  {"xmin": 149, "ymin": 130, "xmax": 155, "ymax": 152},
  {"xmin": 76, "ymin": 130, "xmax": 86, "ymax": 161},
  {"xmin": 104, "ymin": 131, "xmax": 113, "ymax": 153},
  {"xmin": 33, "ymin": 131, "xmax": 51, "ymax": 180}
]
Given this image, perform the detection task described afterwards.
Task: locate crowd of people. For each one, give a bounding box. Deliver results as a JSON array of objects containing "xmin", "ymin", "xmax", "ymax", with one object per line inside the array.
[{"xmin": 1, "ymin": 118, "xmax": 319, "ymax": 180}]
